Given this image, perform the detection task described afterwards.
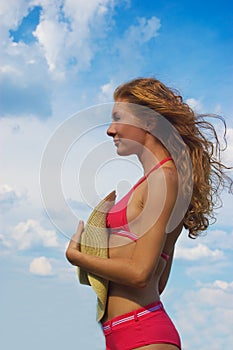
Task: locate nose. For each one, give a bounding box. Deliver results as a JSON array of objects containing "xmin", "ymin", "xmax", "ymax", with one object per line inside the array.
[{"xmin": 107, "ymin": 122, "xmax": 116, "ymax": 137}]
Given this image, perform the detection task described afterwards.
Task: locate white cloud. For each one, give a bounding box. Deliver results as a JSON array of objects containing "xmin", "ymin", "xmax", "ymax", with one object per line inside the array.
[
  {"xmin": 125, "ymin": 16, "xmax": 161, "ymax": 45},
  {"xmin": 117, "ymin": 15, "xmax": 161, "ymax": 59},
  {"xmin": 186, "ymin": 97, "xmax": 203, "ymax": 113},
  {"xmin": 33, "ymin": 18, "xmax": 68, "ymax": 74},
  {"xmin": 0, "ymin": 64, "xmax": 20, "ymax": 75},
  {"xmin": 202, "ymin": 229, "xmax": 233, "ymax": 251},
  {"xmin": 98, "ymin": 80, "xmax": 115, "ymax": 102},
  {"xmin": 113, "ymin": 16, "xmax": 161, "ymax": 78},
  {"xmin": 0, "ymin": 0, "xmax": 29, "ymax": 33},
  {"xmin": 0, "ymin": 185, "xmax": 25, "ymax": 212},
  {"xmin": 0, "ymin": 117, "xmax": 54, "ymax": 202},
  {"xmin": 167, "ymin": 279, "xmax": 233, "ymax": 349},
  {"xmin": 1, "ymin": 219, "xmax": 59, "ymax": 251},
  {"xmin": 0, "ymin": 0, "xmax": 118, "ymax": 117},
  {"xmin": 195, "ymin": 281, "xmax": 233, "ymax": 306},
  {"xmin": 175, "ymin": 242, "xmax": 223, "ymax": 260},
  {"xmin": 29, "ymin": 256, "xmax": 53, "ymax": 276},
  {"xmin": 32, "ymin": 0, "xmax": 116, "ymax": 76},
  {"xmin": 213, "ymin": 279, "xmax": 233, "ymax": 291},
  {"xmin": 1, "ymin": 39, "xmax": 52, "ymax": 117}
]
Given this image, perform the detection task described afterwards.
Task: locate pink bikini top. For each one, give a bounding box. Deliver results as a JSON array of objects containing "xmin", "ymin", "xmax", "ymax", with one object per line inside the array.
[{"xmin": 106, "ymin": 157, "xmax": 172, "ymax": 262}]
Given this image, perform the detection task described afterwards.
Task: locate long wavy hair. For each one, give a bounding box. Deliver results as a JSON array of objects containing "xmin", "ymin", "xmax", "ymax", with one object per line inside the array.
[{"xmin": 114, "ymin": 77, "xmax": 233, "ymax": 238}]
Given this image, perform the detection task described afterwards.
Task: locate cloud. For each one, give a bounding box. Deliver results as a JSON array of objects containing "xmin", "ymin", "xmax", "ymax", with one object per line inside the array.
[
  {"xmin": 9, "ymin": 5, "xmax": 41, "ymax": 44},
  {"xmin": 33, "ymin": 17, "xmax": 69, "ymax": 74},
  {"xmin": 213, "ymin": 279, "xmax": 233, "ymax": 290},
  {"xmin": 29, "ymin": 256, "xmax": 53, "ymax": 276},
  {"xmin": 116, "ymin": 16, "xmax": 161, "ymax": 58},
  {"xmin": 186, "ymin": 97, "xmax": 203, "ymax": 113},
  {"xmin": 0, "ymin": 3, "xmax": 162, "ymax": 119},
  {"xmin": 195, "ymin": 280, "xmax": 233, "ymax": 306},
  {"xmin": 1, "ymin": 73, "xmax": 52, "ymax": 117},
  {"xmin": 1, "ymin": 219, "xmax": 59, "ymax": 251},
  {"xmin": 0, "ymin": 185, "xmax": 25, "ymax": 213},
  {"xmin": 32, "ymin": 0, "xmax": 117, "ymax": 76},
  {"xmin": 111, "ymin": 16, "xmax": 161, "ymax": 79},
  {"xmin": 98, "ymin": 80, "xmax": 115, "ymax": 102},
  {"xmin": 202, "ymin": 229, "xmax": 233, "ymax": 251},
  {"xmin": 167, "ymin": 279, "xmax": 233, "ymax": 349},
  {"xmin": 0, "ymin": 116, "xmax": 55, "ymax": 204},
  {"xmin": 0, "ymin": 0, "xmax": 29, "ymax": 35},
  {"xmin": 125, "ymin": 16, "xmax": 161, "ymax": 45},
  {"xmin": 0, "ymin": 0, "xmax": 118, "ymax": 117},
  {"xmin": 0, "ymin": 38, "xmax": 52, "ymax": 118},
  {"xmin": 175, "ymin": 242, "xmax": 223, "ymax": 260}
]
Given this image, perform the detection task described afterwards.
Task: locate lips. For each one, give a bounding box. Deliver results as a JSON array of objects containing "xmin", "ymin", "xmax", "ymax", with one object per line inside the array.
[{"xmin": 114, "ymin": 139, "xmax": 120, "ymax": 146}]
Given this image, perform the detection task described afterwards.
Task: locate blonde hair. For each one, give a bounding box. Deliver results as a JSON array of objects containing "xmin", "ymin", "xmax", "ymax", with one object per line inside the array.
[{"xmin": 114, "ymin": 77, "xmax": 233, "ymax": 238}]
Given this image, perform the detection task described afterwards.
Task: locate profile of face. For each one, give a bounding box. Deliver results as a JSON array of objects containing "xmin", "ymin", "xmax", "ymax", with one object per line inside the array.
[{"xmin": 107, "ymin": 102, "xmax": 148, "ymax": 156}]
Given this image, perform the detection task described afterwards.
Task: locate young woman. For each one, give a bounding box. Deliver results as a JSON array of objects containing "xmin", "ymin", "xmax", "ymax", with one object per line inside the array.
[{"xmin": 66, "ymin": 78, "xmax": 232, "ymax": 350}]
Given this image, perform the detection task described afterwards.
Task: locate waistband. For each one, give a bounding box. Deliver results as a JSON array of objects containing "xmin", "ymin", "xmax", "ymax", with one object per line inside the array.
[{"xmin": 102, "ymin": 300, "xmax": 163, "ymax": 334}]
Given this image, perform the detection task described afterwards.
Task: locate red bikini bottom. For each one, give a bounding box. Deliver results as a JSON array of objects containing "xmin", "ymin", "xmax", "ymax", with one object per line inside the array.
[{"xmin": 102, "ymin": 301, "xmax": 181, "ymax": 350}]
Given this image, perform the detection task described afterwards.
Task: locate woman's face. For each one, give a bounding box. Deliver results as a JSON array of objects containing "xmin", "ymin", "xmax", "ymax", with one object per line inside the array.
[{"xmin": 107, "ymin": 101, "xmax": 148, "ymax": 156}]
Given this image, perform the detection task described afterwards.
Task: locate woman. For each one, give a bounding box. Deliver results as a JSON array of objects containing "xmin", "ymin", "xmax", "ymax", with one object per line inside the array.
[{"xmin": 66, "ymin": 78, "xmax": 232, "ymax": 350}]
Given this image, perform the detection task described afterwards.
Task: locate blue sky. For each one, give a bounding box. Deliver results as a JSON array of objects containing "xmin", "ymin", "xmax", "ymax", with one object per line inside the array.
[{"xmin": 0, "ymin": 1, "xmax": 233, "ymax": 349}]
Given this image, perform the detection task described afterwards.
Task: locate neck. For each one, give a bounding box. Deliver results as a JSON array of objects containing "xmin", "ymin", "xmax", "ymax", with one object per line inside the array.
[{"xmin": 137, "ymin": 135, "xmax": 170, "ymax": 175}]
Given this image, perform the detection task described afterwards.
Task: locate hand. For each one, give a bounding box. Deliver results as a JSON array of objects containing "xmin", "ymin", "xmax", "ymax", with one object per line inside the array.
[{"xmin": 66, "ymin": 220, "xmax": 84, "ymax": 265}]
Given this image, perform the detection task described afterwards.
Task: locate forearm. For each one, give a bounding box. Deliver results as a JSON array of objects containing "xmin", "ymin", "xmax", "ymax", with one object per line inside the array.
[{"xmin": 66, "ymin": 249, "xmax": 144, "ymax": 288}]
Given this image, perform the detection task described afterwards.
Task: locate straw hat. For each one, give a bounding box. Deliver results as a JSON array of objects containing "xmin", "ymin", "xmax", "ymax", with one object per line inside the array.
[{"xmin": 77, "ymin": 190, "xmax": 116, "ymax": 322}]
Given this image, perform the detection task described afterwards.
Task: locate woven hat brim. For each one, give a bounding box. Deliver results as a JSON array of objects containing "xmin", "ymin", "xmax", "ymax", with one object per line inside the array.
[{"xmin": 77, "ymin": 190, "xmax": 116, "ymax": 321}]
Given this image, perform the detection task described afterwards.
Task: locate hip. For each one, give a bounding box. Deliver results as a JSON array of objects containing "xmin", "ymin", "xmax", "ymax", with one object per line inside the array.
[{"xmin": 101, "ymin": 300, "xmax": 181, "ymax": 350}]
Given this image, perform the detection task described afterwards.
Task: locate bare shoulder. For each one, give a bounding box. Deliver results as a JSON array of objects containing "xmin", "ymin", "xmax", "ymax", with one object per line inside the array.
[{"xmin": 144, "ymin": 164, "xmax": 178, "ymax": 203}]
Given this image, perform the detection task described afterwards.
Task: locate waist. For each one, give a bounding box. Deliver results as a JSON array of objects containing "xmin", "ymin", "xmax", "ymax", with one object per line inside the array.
[{"xmin": 102, "ymin": 300, "xmax": 163, "ymax": 332}]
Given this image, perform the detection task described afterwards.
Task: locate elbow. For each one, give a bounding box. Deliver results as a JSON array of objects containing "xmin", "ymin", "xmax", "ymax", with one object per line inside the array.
[
  {"xmin": 132, "ymin": 269, "xmax": 151, "ymax": 289},
  {"xmin": 65, "ymin": 251, "xmax": 73, "ymax": 265}
]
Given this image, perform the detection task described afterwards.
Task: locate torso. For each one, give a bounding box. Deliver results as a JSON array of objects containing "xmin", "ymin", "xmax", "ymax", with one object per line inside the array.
[{"xmin": 102, "ymin": 159, "xmax": 183, "ymax": 323}]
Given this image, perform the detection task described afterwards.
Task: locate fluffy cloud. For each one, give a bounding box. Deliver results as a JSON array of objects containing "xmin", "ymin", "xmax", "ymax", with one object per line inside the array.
[
  {"xmin": 32, "ymin": 0, "xmax": 116, "ymax": 75},
  {"xmin": 116, "ymin": 16, "xmax": 161, "ymax": 57},
  {"xmin": 1, "ymin": 219, "xmax": 59, "ymax": 251},
  {"xmin": 213, "ymin": 279, "xmax": 233, "ymax": 290},
  {"xmin": 166, "ymin": 279, "xmax": 233, "ymax": 349},
  {"xmin": 29, "ymin": 256, "xmax": 53, "ymax": 276},
  {"xmin": 124, "ymin": 16, "xmax": 161, "ymax": 45},
  {"xmin": 186, "ymin": 97, "xmax": 203, "ymax": 113},
  {"xmin": 175, "ymin": 242, "xmax": 223, "ymax": 260},
  {"xmin": 0, "ymin": 0, "xmax": 118, "ymax": 116},
  {"xmin": 202, "ymin": 229, "xmax": 233, "ymax": 251},
  {"xmin": 0, "ymin": 0, "xmax": 29, "ymax": 35},
  {"xmin": 0, "ymin": 185, "xmax": 25, "ymax": 212},
  {"xmin": 195, "ymin": 280, "xmax": 233, "ymax": 306},
  {"xmin": 33, "ymin": 16, "xmax": 69, "ymax": 74},
  {"xmin": 98, "ymin": 80, "xmax": 115, "ymax": 102},
  {"xmin": 0, "ymin": 40, "xmax": 52, "ymax": 117},
  {"xmin": 0, "ymin": 2, "xmax": 163, "ymax": 118},
  {"xmin": 112, "ymin": 15, "xmax": 161, "ymax": 79}
]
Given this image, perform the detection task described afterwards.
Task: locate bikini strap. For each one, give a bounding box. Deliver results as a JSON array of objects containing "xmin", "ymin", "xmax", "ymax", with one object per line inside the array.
[
  {"xmin": 133, "ymin": 157, "xmax": 172, "ymax": 189},
  {"xmin": 145, "ymin": 157, "xmax": 172, "ymax": 179}
]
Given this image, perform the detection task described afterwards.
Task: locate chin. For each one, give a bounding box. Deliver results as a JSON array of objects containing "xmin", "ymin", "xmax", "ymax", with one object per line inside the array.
[{"xmin": 116, "ymin": 145, "xmax": 135, "ymax": 156}]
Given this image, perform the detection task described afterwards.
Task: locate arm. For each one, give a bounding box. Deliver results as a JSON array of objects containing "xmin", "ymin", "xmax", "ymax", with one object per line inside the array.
[{"xmin": 66, "ymin": 168, "xmax": 178, "ymax": 288}]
